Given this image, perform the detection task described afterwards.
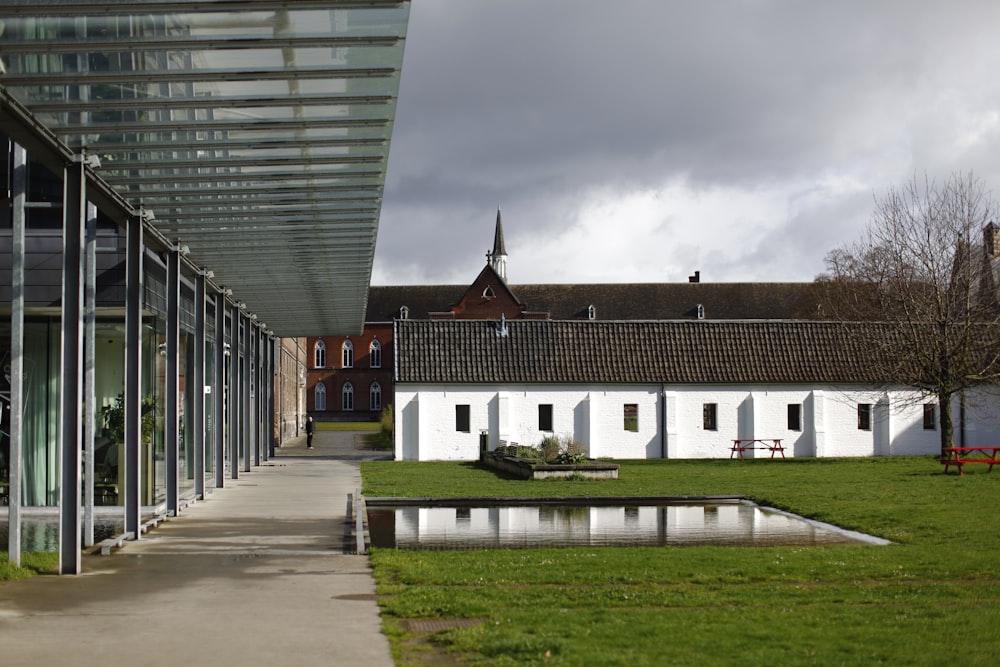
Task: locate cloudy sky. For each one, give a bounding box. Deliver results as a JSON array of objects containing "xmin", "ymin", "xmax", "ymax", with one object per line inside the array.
[{"xmin": 371, "ymin": 0, "xmax": 1000, "ymax": 287}]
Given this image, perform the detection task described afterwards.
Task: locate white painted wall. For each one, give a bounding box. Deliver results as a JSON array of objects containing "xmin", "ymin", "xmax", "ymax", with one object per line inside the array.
[{"xmin": 394, "ymin": 382, "xmax": 988, "ymax": 461}]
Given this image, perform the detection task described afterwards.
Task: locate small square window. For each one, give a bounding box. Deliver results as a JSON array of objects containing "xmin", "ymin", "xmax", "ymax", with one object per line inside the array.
[
  {"xmin": 624, "ymin": 404, "xmax": 638, "ymax": 432},
  {"xmin": 538, "ymin": 404, "xmax": 553, "ymax": 431},
  {"xmin": 703, "ymin": 403, "xmax": 717, "ymax": 431},
  {"xmin": 455, "ymin": 404, "xmax": 470, "ymax": 432},
  {"xmin": 923, "ymin": 404, "xmax": 936, "ymax": 430},
  {"xmin": 858, "ymin": 404, "xmax": 872, "ymax": 431},
  {"xmin": 787, "ymin": 404, "xmax": 802, "ymax": 431}
]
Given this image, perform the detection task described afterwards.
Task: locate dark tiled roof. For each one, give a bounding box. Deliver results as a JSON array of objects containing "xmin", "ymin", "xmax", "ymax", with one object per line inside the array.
[
  {"xmin": 368, "ymin": 282, "xmax": 826, "ymax": 321},
  {"xmin": 394, "ymin": 319, "xmax": 891, "ymax": 385}
]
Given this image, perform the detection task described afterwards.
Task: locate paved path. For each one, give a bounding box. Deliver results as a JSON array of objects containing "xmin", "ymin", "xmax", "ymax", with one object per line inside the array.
[{"xmin": 0, "ymin": 429, "xmax": 394, "ymax": 667}]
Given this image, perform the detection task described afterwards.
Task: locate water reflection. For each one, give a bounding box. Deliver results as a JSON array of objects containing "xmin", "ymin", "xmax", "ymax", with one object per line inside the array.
[
  {"xmin": 367, "ymin": 502, "xmax": 884, "ymax": 550},
  {"xmin": 0, "ymin": 520, "xmax": 122, "ymax": 552}
]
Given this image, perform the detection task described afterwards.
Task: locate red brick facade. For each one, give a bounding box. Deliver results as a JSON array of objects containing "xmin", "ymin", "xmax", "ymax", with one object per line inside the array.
[{"xmin": 306, "ymin": 323, "xmax": 393, "ymax": 421}]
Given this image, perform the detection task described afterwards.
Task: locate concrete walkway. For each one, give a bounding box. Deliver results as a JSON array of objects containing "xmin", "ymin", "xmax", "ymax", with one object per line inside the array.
[{"xmin": 0, "ymin": 430, "xmax": 394, "ymax": 667}]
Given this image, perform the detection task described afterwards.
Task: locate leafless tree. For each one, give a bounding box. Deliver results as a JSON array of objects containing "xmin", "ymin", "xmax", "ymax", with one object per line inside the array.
[{"xmin": 818, "ymin": 172, "xmax": 1000, "ymax": 453}]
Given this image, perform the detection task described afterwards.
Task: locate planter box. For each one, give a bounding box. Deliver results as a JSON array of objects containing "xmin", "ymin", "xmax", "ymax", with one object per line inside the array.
[{"xmin": 482, "ymin": 451, "xmax": 619, "ymax": 480}]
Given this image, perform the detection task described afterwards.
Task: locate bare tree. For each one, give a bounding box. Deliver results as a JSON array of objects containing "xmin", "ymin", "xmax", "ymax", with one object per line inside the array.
[{"xmin": 819, "ymin": 172, "xmax": 1000, "ymax": 453}]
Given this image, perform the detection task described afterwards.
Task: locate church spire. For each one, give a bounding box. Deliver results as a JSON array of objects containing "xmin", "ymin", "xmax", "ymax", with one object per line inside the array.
[{"xmin": 488, "ymin": 208, "xmax": 508, "ymax": 282}]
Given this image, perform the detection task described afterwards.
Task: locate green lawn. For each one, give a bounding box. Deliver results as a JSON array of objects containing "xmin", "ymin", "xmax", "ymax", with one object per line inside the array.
[
  {"xmin": 315, "ymin": 420, "xmax": 379, "ymax": 431},
  {"xmin": 0, "ymin": 551, "xmax": 59, "ymax": 581},
  {"xmin": 361, "ymin": 457, "xmax": 1000, "ymax": 666}
]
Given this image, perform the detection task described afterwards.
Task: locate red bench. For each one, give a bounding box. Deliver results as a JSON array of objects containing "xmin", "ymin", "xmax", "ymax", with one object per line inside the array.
[
  {"xmin": 940, "ymin": 447, "xmax": 1000, "ymax": 475},
  {"xmin": 730, "ymin": 439, "xmax": 785, "ymax": 460}
]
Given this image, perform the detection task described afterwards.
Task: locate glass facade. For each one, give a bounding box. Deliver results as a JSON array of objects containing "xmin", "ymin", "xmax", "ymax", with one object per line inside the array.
[
  {"xmin": 0, "ymin": 1, "xmax": 409, "ymax": 570},
  {"xmin": 0, "ymin": 0, "xmax": 411, "ymax": 335}
]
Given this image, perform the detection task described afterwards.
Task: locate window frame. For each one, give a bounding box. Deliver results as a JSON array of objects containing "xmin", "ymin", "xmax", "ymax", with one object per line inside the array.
[
  {"xmin": 342, "ymin": 381, "xmax": 354, "ymax": 411},
  {"xmin": 370, "ymin": 382, "xmax": 382, "ymax": 412},
  {"xmin": 624, "ymin": 403, "xmax": 639, "ymax": 432},
  {"xmin": 369, "ymin": 339, "xmax": 381, "ymax": 368},
  {"xmin": 455, "ymin": 404, "xmax": 471, "ymax": 432},
  {"xmin": 923, "ymin": 404, "xmax": 936, "ymax": 430},
  {"xmin": 313, "ymin": 340, "xmax": 326, "ymax": 369},
  {"xmin": 538, "ymin": 404, "xmax": 553, "ymax": 432},
  {"xmin": 787, "ymin": 403, "xmax": 802, "ymax": 431},
  {"xmin": 703, "ymin": 403, "xmax": 718, "ymax": 431},
  {"xmin": 342, "ymin": 339, "xmax": 354, "ymax": 368},
  {"xmin": 858, "ymin": 403, "xmax": 872, "ymax": 431},
  {"xmin": 314, "ymin": 382, "xmax": 327, "ymax": 411}
]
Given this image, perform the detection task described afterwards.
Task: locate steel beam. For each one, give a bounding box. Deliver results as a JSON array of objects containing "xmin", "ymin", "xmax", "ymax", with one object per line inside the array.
[
  {"xmin": 165, "ymin": 249, "xmax": 180, "ymax": 516},
  {"xmin": 194, "ymin": 273, "xmax": 206, "ymax": 498},
  {"xmin": 124, "ymin": 214, "xmax": 144, "ymax": 539},
  {"xmin": 7, "ymin": 144, "xmax": 27, "ymax": 566},
  {"xmin": 59, "ymin": 158, "xmax": 85, "ymax": 575}
]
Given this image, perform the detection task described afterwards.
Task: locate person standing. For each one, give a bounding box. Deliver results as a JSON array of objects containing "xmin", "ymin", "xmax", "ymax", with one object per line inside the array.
[{"xmin": 305, "ymin": 415, "xmax": 315, "ymax": 449}]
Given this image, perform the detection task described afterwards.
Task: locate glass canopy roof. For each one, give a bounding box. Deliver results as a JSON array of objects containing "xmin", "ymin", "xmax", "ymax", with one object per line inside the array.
[{"xmin": 0, "ymin": 0, "xmax": 410, "ymax": 336}]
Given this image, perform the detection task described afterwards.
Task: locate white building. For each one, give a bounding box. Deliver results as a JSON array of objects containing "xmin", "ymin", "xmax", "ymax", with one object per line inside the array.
[{"xmin": 392, "ymin": 319, "xmax": 1000, "ymax": 461}]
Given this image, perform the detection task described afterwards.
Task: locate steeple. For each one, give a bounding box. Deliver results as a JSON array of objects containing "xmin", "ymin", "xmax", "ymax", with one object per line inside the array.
[{"xmin": 487, "ymin": 208, "xmax": 508, "ymax": 282}]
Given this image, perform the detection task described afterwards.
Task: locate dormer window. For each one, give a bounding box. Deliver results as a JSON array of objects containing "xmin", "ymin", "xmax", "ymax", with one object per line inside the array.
[
  {"xmin": 588, "ymin": 305, "xmax": 596, "ymax": 320},
  {"xmin": 399, "ymin": 305, "xmax": 409, "ymax": 320},
  {"xmin": 697, "ymin": 304, "xmax": 705, "ymax": 320},
  {"xmin": 483, "ymin": 286, "xmax": 495, "ymax": 300}
]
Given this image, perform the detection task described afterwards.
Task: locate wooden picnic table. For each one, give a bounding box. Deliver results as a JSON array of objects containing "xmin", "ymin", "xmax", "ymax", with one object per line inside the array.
[
  {"xmin": 940, "ymin": 447, "xmax": 1000, "ymax": 475},
  {"xmin": 730, "ymin": 439, "xmax": 785, "ymax": 460}
]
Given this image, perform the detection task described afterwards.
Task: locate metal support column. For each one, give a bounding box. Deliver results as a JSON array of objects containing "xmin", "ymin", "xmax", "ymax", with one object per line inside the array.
[
  {"xmin": 251, "ymin": 320, "xmax": 260, "ymax": 466},
  {"xmin": 193, "ymin": 272, "xmax": 206, "ymax": 498},
  {"xmin": 242, "ymin": 312, "xmax": 251, "ymax": 473},
  {"xmin": 83, "ymin": 202, "xmax": 97, "ymax": 547},
  {"xmin": 215, "ymin": 296, "xmax": 227, "ymax": 487},
  {"xmin": 59, "ymin": 157, "xmax": 86, "ymax": 575},
  {"xmin": 8, "ymin": 144, "xmax": 27, "ymax": 566},
  {"xmin": 165, "ymin": 249, "xmax": 180, "ymax": 516},
  {"xmin": 267, "ymin": 335, "xmax": 276, "ymax": 459},
  {"xmin": 230, "ymin": 309, "xmax": 240, "ymax": 480},
  {"xmin": 124, "ymin": 212, "xmax": 144, "ymax": 540}
]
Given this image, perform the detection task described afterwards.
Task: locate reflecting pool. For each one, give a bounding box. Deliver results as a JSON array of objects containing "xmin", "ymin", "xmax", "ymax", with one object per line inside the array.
[
  {"xmin": 0, "ymin": 519, "xmax": 123, "ymax": 552},
  {"xmin": 366, "ymin": 501, "xmax": 889, "ymax": 550}
]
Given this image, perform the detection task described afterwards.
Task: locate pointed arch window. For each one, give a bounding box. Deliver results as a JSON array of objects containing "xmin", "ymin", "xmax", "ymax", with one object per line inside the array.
[
  {"xmin": 399, "ymin": 305, "xmax": 409, "ymax": 320},
  {"xmin": 587, "ymin": 305, "xmax": 596, "ymax": 320},
  {"xmin": 314, "ymin": 340, "xmax": 326, "ymax": 368},
  {"xmin": 370, "ymin": 382, "xmax": 382, "ymax": 411},
  {"xmin": 370, "ymin": 339, "xmax": 382, "ymax": 368},
  {"xmin": 342, "ymin": 339, "xmax": 354, "ymax": 368},
  {"xmin": 314, "ymin": 382, "xmax": 327, "ymax": 411},
  {"xmin": 342, "ymin": 382, "xmax": 354, "ymax": 411}
]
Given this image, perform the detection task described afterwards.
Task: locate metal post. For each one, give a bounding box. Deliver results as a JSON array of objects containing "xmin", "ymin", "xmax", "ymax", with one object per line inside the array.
[
  {"xmin": 124, "ymin": 212, "xmax": 144, "ymax": 540},
  {"xmin": 8, "ymin": 143, "xmax": 27, "ymax": 566},
  {"xmin": 230, "ymin": 309, "xmax": 240, "ymax": 480},
  {"xmin": 193, "ymin": 273, "xmax": 206, "ymax": 498},
  {"xmin": 165, "ymin": 249, "xmax": 179, "ymax": 516},
  {"xmin": 83, "ymin": 202, "xmax": 97, "ymax": 547},
  {"xmin": 249, "ymin": 320, "xmax": 258, "ymax": 467},
  {"xmin": 59, "ymin": 157, "xmax": 86, "ymax": 575},
  {"xmin": 267, "ymin": 336, "xmax": 276, "ymax": 458},
  {"xmin": 242, "ymin": 312, "xmax": 251, "ymax": 473},
  {"xmin": 215, "ymin": 297, "xmax": 227, "ymax": 487}
]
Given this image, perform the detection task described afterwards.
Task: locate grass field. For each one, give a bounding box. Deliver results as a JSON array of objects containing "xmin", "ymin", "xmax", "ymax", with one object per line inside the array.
[
  {"xmin": 361, "ymin": 457, "xmax": 1000, "ymax": 666},
  {"xmin": 315, "ymin": 420, "xmax": 379, "ymax": 431}
]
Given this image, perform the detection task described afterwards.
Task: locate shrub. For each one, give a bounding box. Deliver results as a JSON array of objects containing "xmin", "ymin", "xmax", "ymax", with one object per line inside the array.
[
  {"xmin": 538, "ymin": 434, "xmax": 588, "ymax": 463},
  {"xmin": 539, "ymin": 435, "xmax": 562, "ymax": 462}
]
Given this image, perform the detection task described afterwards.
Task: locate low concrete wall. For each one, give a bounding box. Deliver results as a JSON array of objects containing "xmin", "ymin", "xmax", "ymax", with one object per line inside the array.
[{"xmin": 482, "ymin": 452, "xmax": 619, "ymax": 480}]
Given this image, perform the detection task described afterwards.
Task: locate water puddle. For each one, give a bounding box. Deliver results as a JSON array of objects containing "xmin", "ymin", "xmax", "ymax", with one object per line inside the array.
[
  {"xmin": 0, "ymin": 519, "xmax": 123, "ymax": 552},
  {"xmin": 366, "ymin": 500, "xmax": 889, "ymax": 550}
]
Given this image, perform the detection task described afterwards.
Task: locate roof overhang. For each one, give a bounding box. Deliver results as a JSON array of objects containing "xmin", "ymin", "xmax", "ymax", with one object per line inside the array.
[{"xmin": 0, "ymin": 0, "xmax": 411, "ymax": 336}]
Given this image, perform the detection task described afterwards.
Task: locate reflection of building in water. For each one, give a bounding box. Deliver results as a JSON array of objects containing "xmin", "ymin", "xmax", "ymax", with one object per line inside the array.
[{"xmin": 374, "ymin": 503, "xmax": 876, "ymax": 550}]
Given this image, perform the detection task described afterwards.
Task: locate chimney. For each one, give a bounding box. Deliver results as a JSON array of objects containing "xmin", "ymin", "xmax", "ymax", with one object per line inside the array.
[
  {"xmin": 688, "ymin": 271, "xmax": 700, "ymax": 283},
  {"xmin": 985, "ymin": 222, "xmax": 1000, "ymax": 259}
]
